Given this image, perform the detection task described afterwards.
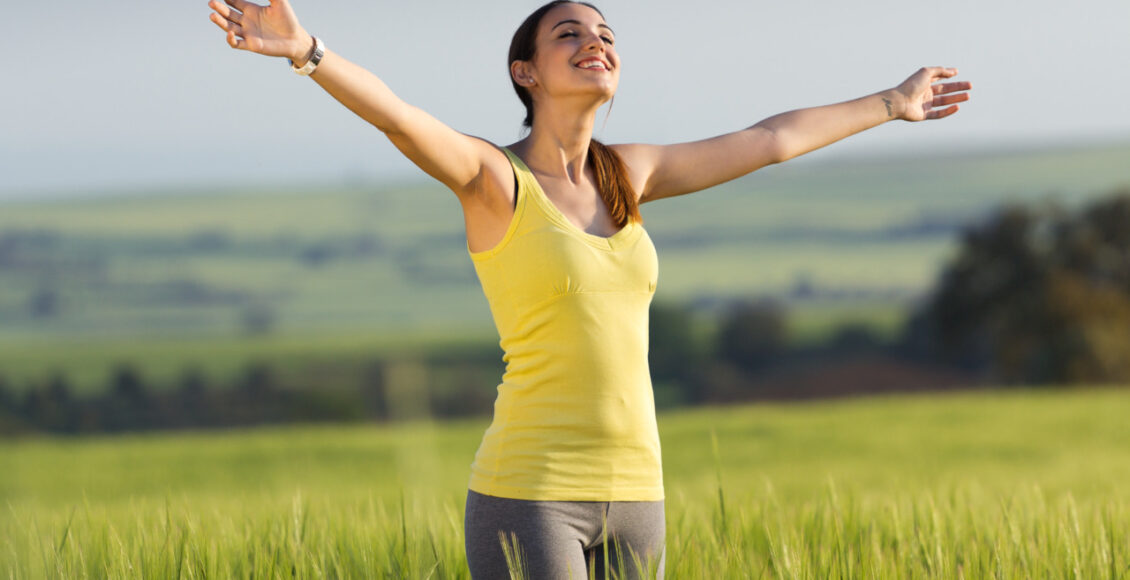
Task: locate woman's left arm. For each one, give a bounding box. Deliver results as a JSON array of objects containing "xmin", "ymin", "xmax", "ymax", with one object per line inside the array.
[{"xmin": 617, "ymin": 67, "xmax": 971, "ymax": 203}]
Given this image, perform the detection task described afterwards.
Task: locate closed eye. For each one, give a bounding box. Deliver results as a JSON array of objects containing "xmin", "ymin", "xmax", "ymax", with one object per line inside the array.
[{"xmin": 558, "ymin": 31, "xmax": 614, "ymax": 45}]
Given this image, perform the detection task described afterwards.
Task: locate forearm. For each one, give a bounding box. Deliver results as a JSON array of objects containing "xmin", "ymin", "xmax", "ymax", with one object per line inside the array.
[
  {"xmin": 293, "ymin": 43, "xmax": 412, "ymax": 135},
  {"xmin": 752, "ymin": 88, "xmax": 905, "ymax": 164}
]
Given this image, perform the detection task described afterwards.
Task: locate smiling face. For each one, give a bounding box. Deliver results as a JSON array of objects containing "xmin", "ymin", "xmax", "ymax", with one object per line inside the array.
[{"xmin": 510, "ymin": 2, "xmax": 620, "ymax": 124}]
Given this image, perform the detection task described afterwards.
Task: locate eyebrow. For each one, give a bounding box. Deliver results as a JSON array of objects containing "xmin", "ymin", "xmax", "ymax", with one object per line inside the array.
[{"xmin": 551, "ymin": 19, "xmax": 615, "ymax": 35}]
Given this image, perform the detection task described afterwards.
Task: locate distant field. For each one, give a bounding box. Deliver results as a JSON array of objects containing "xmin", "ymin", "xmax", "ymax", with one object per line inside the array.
[
  {"xmin": 0, "ymin": 329, "xmax": 499, "ymax": 395},
  {"xmin": 3, "ymin": 388, "xmax": 1129, "ymax": 577},
  {"xmin": 0, "ymin": 304, "xmax": 909, "ymax": 395},
  {"xmin": 1, "ymin": 142, "xmax": 1128, "ymax": 392}
]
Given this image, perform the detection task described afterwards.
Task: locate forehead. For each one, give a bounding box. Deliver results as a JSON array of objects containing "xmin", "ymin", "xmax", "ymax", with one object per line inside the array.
[{"xmin": 539, "ymin": 3, "xmax": 609, "ymax": 33}]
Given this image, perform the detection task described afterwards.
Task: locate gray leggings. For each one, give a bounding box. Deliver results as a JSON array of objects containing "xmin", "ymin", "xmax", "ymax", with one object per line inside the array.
[{"xmin": 464, "ymin": 490, "xmax": 666, "ymax": 579}]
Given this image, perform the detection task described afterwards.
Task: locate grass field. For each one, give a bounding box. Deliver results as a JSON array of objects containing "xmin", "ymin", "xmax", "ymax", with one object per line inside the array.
[{"xmin": 4, "ymin": 387, "xmax": 1129, "ymax": 578}]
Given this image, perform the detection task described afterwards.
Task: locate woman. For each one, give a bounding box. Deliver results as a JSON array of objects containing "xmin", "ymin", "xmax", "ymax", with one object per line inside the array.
[{"xmin": 208, "ymin": 1, "xmax": 971, "ymax": 577}]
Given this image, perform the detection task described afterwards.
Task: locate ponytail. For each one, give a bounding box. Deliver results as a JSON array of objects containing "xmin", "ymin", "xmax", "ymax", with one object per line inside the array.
[{"xmin": 588, "ymin": 139, "xmax": 641, "ymax": 227}]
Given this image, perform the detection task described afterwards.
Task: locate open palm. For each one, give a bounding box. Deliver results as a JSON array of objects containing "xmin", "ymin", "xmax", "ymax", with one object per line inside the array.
[
  {"xmin": 208, "ymin": 0, "xmax": 309, "ymax": 59},
  {"xmin": 895, "ymin": 67, "xmax": 972, "ymax": 122}
]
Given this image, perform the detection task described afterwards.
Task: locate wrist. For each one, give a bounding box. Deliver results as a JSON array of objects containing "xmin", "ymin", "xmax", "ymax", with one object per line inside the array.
[
  {"xmin": 290, "ymin": 33, "xmax": 315, "ymax": 67},
  {"xmin": 879, "ymin": 89, "xmax": 907, "ymax": 121}
]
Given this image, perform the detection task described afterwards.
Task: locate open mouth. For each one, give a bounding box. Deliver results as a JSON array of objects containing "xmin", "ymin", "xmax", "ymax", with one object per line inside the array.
[{"xmin": 575, "ymin": 58, "xmax": 609, "ymax": 71}]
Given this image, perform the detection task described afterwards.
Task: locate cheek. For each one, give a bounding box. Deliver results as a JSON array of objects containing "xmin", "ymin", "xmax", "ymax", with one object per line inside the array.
[{"xmin": 535, "ymin": 46, "xmax": 569, "ymax": 71}]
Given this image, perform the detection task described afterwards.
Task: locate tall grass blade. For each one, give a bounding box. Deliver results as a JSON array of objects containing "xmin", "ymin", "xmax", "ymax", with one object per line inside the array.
[
  {"xmin": 55, "ymin": 506, "xmax": 77, "ymax": 555},
  {"xmin": 499, "ymin": 531, "xmax": 527, "ymax": 580},
  {"xmin": 711, "ymin": 429, "xmax": 727, "ymax": 539}
]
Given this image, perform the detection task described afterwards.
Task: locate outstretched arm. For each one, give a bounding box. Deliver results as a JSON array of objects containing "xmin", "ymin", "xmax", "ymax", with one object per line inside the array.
[
  {"xmin": 207, "ymin": 0, "xmax": 508, "ymax": 197},
  {"xmin": 617, "ymin": 67, "xmax": 972, "ymax": 203}
]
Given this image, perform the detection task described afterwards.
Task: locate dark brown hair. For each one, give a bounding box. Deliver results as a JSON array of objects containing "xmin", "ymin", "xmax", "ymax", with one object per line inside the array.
[{"xmin": 508, "ymin": 1, "xmax": 641, "ymax": 226}]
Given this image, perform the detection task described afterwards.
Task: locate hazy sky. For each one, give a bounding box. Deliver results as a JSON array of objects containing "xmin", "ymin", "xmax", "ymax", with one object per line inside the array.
[{"xmin": 4, "ymin": 0, "xmax": 1128, "ymax": 199}]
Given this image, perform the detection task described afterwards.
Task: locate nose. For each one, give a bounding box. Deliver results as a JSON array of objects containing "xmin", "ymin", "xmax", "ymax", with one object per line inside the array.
[{"xmin": 583, "ymin": 30, "xmax": 605, "ymax": 52}]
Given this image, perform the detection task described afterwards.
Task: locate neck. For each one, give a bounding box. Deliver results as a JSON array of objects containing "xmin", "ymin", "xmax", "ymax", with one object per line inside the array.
[{"xmin": 514, "ymin": 100, "xmax": 601, "ymax": 185}]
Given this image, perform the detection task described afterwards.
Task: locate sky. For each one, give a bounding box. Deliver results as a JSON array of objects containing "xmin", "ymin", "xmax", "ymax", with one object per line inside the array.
[{"xmin": 3, "ymin": 0, "xmax": 1129, "ymax": 200}]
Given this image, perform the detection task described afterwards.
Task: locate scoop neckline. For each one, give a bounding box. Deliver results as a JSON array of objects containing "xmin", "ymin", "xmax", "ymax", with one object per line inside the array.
[{"xmin": 502, "ymin": 148, "xmax": 639, "ymax": 249}]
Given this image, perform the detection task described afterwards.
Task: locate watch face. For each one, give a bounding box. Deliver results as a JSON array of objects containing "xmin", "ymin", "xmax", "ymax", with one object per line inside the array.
[
  {"xmin": 293, "ymin": 38, "xmax": 324, "ymax": 76},
  {"xmin": 313, "ymin": 38, "xmax": 325, "ymax": 63}
]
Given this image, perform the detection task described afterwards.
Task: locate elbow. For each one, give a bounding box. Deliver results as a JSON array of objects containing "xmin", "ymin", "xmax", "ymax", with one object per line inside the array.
[
  {"xmin": 750, "ymin": 125, "xmax": 790, "ymax": 166},
  {"xmin": 759, "ymin": 124, "xmax": 795, "ymax": 165},
  {"xmin": 373, "ymin": 109, "xmax": 406, "ymax": 136}
]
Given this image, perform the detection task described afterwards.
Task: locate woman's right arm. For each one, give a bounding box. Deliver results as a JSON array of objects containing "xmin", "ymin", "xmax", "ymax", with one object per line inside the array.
[{"xmin": 208, "ymin": 0, "xmax": 508, "ymax": 198}]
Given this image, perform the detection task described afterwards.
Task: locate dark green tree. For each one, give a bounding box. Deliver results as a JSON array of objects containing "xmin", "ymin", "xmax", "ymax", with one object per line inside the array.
[
  {"xmin": 649, "ymin": 302, "xmax": 704, "ymax": 404},
  {"xmin": 43, "ymin": 372, "xmax": 77, "ymax": 433},
  {"xmin": 716, "ymin": 300, "xmax": 787, "ymax": 374},
  {"xmin": 176, "ymin": 366, "xmax": 213, "ymax": 428},
  {"xmin": 0, "ymin": 374, "xmax": 14, "ymax": 413},
  {"xmin": 919, "ymin": 190, "xmax": 1130, "ymax": 384},
  {"xmin": 104, "ymin": 364, "xmax": 153, "ymax": 431}
]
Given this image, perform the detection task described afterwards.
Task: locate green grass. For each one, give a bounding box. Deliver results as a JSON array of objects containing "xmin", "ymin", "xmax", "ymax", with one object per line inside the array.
[{"xmin": 3, "ymin": 387, "xmax": 1129, "ymax": 578}]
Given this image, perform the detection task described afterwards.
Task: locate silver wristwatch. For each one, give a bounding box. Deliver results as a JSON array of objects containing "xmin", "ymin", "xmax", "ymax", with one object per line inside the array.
[{"xmin": 290, "ymin": 36, "xmax": 325, "ymax": 76}]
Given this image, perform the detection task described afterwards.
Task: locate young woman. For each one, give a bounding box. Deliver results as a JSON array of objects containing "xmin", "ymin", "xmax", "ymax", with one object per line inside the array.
[{"xmin": 208, "ymin": 1, "xmax": 971, "ymax": 577}]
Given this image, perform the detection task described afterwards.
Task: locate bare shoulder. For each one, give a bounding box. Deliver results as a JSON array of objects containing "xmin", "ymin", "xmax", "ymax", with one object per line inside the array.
[
  {"xmin": 607, "ymin": 143, "xmax": 663, "ymax": 201},
  {"xmin": 607, "ymin": 142, "xmax": 660, "ymax": 165}
]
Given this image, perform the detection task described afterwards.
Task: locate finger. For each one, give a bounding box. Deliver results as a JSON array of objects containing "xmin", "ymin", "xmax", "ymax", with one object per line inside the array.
[
  {"xmin": 212, "ymin": 14, "xmax": 245, "ymax": 38},
  {"xmin": 932, "ymin": 93, "xmax": 970, "ymax": 108},
  {"xmin": 932, "ymin": 81, "xmax": 972, "ymax": 95},
  {"xmin": 227, "ymin": 30, "xmax": 245, "ymax": 50},
  {"xmin": 209, "ymin": 11, "xmax": 233, "ymax": 32},
  {"xmin": 927, "ymin": 105, "xmax": 960, "ymax": 120},
  {"xmin": 921, "ymin": 66, "xmax": 957, "ymax": 82},
  {"xmin": 209, "ymin": 0, "xmax": 242, "ymax": 24},
  {"xmin": 225, "ymin": 0, "xmax": 251, "ymax": 12}
]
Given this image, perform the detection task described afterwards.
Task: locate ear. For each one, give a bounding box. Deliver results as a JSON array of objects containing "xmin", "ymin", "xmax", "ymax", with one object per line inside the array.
[{"xmin": 510, "ymin": 60, "xmax": 537, "ymax": 87}]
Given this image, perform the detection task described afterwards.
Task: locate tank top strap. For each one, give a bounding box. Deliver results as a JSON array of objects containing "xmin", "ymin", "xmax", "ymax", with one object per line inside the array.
[
  {"xmin": 501, "ymin": 147, "xmax": 540, "ymax": 202},
  {"xmin": 499, "ymin": 147, "xmax": 641, "ymax": 251},
  {"xmin": 499, "ymin": 146, "xmax": 562, "ymax": 235}
]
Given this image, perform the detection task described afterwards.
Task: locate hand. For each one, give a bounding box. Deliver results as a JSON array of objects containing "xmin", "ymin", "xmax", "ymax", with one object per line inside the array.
[
  {"xmin": 208, "ymin": 0, "xmax": 312, "ymax": 62},
  {"xmin": 894, "ymin": 67, "xmax": 972, "ymax": 122}
]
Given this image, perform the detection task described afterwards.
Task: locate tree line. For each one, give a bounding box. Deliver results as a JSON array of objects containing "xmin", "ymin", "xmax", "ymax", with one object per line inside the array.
[{"xmin": 2, "ymin": 188, "xmax": 1127, "ymax": 436}]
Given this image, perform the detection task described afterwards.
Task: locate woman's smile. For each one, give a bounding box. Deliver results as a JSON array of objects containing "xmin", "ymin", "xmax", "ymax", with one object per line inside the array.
[{"xmin": 574, "ymin": 57, "xmax": 610, "ymax": 71}]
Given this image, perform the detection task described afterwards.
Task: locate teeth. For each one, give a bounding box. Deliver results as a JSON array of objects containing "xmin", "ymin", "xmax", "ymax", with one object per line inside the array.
[{"xmin": 579, "ymin": 61, "xmax": 606, "ymax": 70}]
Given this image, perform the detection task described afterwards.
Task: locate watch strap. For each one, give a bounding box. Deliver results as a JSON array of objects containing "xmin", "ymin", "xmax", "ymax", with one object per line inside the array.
[{"xmin": 289, "ymin": 37, "xmax": 325, "ymax": 76}]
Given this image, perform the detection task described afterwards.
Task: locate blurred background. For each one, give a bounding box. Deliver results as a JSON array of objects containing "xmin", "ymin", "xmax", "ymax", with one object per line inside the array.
[{"xmin": 2, "ymin": 0, "xmax": 1129, "ymax": 433}]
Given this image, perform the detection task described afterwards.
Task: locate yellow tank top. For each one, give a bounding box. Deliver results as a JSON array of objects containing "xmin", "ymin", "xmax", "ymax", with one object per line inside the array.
[{"xmin": 467, "ymin": 147, "xmax": 663, "ymax": 501}]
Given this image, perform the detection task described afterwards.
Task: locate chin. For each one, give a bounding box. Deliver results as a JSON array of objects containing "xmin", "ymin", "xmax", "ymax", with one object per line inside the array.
[{"xmin": 590, "ymin": 82, "xmax": 618, "ymax": 102}]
